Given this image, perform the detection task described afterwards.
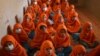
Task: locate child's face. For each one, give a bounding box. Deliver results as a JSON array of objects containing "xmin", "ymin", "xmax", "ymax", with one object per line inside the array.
[
  {"xmin": 45, "ymin": 48, "xmax": 53, "ymax": 56},
  {"xmin": 4, "ymin": 42, "xmax": 14, "ymax": 52},
  {"xmin": 60, "ymin": 29, "xmax": 67, "ymax": 38},
  {"xmin": 86, "ymin": 25, "xmax": 92, "ymax": 31},
  {"xmin": 40, "ymin": 25, "xmax": 47, "ymax": 32}
]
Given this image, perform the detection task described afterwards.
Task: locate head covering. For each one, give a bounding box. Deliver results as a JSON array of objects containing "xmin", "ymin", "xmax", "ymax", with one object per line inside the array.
[
  {"xmin": 66, "ymin": 8, "xmax": 81, "ymax": 33},
  {"xmin": 13, "ymin": 23, "xmax": 28, "ymax": 43},
  {"xmin": 52, "ymin": 0, "xmax": 61, "ymax": 13},
  {"xmin": 80, "ymin": 21, "xmax": 96, "ymax": 44},
  {"xmin": 53, "ymin": 10, "xmax": 64, "ymax": 29},
  {"xmin": 70, "ymin": 44, "xmax": 86, "ymax": 56},
  {"xmin": 47, "ymin": 27, "xmax": 56, "ymax": 40},
  {"xmin": 61, "ymin": 0, "xmax": 69, "ymax": 12},
  {"xmin": 38, "ymin": 13, "xmax": 48, "ymax": 24},
  {"xmin": 53, "ymin": 24, "xmax": 71, "ymax": 48},
  {"xmin": 22, "ymin": 13, "xmax": 35, "ymax": 34},
  {"xmin": 29, "ymin": 23, "xmax": 51, "ymax": 48},
  {"xmin": 32, "ymin": 0, "xmax": 41, "ymax": 14},
  {"xmin": 36, "ymin": 40, "xmax": 56, "ymax": 56},
  {"xmin": 0, "ymin": 35, "xmax": 27, "ymax": 56}
]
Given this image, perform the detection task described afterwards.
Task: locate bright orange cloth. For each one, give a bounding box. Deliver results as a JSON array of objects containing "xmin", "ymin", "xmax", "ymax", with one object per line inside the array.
[
  {"xmin": 67, "ymin": 5, "xmax": 78, "ymax": 19},
  {"xmin": 61, "ymin": 0, "xmax": 69, "ymax": 18},
  {"xmin": 61, "ymin": 0, "xmax": 69, "ymax": 13},
  {"xmin": 65, "ymin": 5, "xmax": 81, "ymax": 33},
  {"xmin": 80, "ymin": 21, "xmax": 96, "ymax": 45},
  {"xmin": 70, "ymin": 44, "xmax": 86, "ymax": 56},
  {"xmin": 32, "ymin": 2, "xmax": 41, "ymax": 15},
  {"xmin": 53, "ymin": 24, "xmax": 71, "ymax": 48},
  {"xmin": 36, "ymin": 40, "xmax": 56, "ymax": 56},
  {"xmin": 0, "ymin": 35, "xmax": 27, "ymax": 56},
  {"xmin": 29, "ymin": 23, "xmax": 51, "ymax": 49},
  {"xmin": 22, "ymin": 13, "xmax": 35, "ymax": 34},
  {"xmin": 52, "ymin": 0, "xmax": 61, "ymax": 13},
  {"xmin": 37, "ymin": 13, "xmax": 48, "ymax": 25},
  {"xmin": 13, "ymin": 23, "xmax": 29, "ymax": 43},
  {"xmin": 41, "ymin": 3, "xmax": 51, "ymax": 16},
  {"xmin": 53, "ymin": 10, "xmax": 64, "ymax": 29},
  {"xmin": 47, "ymin": 27, "xmax": 56, "ymax": 40},
  {"xmin": 86, "ymin": 45, "xmax": 100, "ymax": 56}
]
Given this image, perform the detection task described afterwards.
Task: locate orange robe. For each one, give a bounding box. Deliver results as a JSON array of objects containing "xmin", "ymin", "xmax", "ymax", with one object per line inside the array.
[
  {"xmin": 22, "ymin": 13, "xmax": 35, "ymax": 34},
  {"xmin": 41, "ymin": 3, "xmax": 51, "ymax": 17},
  {"xmin": 70, "ymin": 44, "xmax": 86, "ymax": 56},
  {"xmin": 0, "ymin": 35, "xmax": 27, "ymax": 56},
  {"xmin": 38, "ymin": 13, "xmax": 48, "ymax": 25},
  {"xmin": 32, "ymin": 3, "xmax": 41, "ymax": 15},
  {"xmin": 29, "ymin": 23, "xmax": 52, "ymax": 49},
  {"xmin": 47, "ymin": 27, "xmax": 56, "ymax": 40},
  {"xmin": 61, "ymin": 1, "xmax": 69, "ymax": 18},
  {"xmin": 53, "ymin": 24, "xmax": 71, "ymax": 48},
  {"xmin": 61, "ymin": 1, "xmax": 69, "ymax": 13},
  {"xmin": 36, "ymin": 40, "xmax": 56, "ymax": 56},
  {"xmin": 52, "ymin": 0, "xmax": 61, "ymax": 13},
  {"xmin": 66, "ymin": 5, "xmax": 81, "ymax": 33},
  {"xmin": 13, "ymin": 23, "xmax": 29, "ymax": 44},
  {"xmin": 53, "ymin": 12, "xmax": 64, "ymax": 29},
  {"xmin": 86, "ymin": 45, "xmax": 100, "ymax": 56},
  {"xmin": 80, "ymin": 22, "xmax": 96, "ymax": 45}
]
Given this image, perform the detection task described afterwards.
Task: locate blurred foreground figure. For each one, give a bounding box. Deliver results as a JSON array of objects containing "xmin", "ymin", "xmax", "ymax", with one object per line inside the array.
[{"xmin": 0, "ymin": 35, "xmax": 27, "ymax": 56}]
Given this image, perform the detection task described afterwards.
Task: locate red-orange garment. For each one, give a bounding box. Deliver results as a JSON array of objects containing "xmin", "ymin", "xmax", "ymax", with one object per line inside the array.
[
  {"xmin": 32, "ymin": 2, "xmax": 41, "ymax": 15},
  {"xmin": 13, "ymin": 23, "xmax": 29, "ymax": 44},
  {"xmin": 36, "ymin": 40, "xmax": 56, "ymax": 56},
  {"xmin": 29, "ymin": 23, "xmax": 51, "ymax": 49},
  {"xmin": 61, "ymin": 1, "xmax": 69, "ymax": 18},
  {"xmin": 86, "ymin": 45, "xmax": 100, "ymax": 56},
  {"xmin": 67, "ymin": 5, "xmax": 78, "ymax": 20},
  {"xmin": 53, "ymin": 24, "xmax": 71, "ymax": 48},
  {"xmin": 47, "ymin": 27, "xmax": 56, "ymax": 40},
  {"xmin": 41, "ymin": 3, "xmax": 51, "ymax": 17},
  {"xmin": 53, "ymin": 11, "xmax": 64, "ymax": 29},
  {"xmin": 0, "ymin": 35, "xmax": 27, "ymax": 56},
  {"xmin": 26, "ymin": 5, "xmax": 36, "ymax": 20},
  {"xmin": 26, "ymin": 5, "xmax": 34, "ymax": 14},
  {"xmin": 80, "ymin": 22, "xmax": 96, "ymax": 45},
  {"xmin": 70, "ymin": 44, "xmax": 86, "ymax": 56},
  {"xmin": 52, "ymin": 0, "xmax": 61, "ymax": 13},
  {"xmin": 61, "ymin": 0, "xmax": 69, "ymax": 13},
  {"xmin": 38, "ymin": 13, "xmax": 48, "ymax": 25},
  {"xmin": 22, "ymin": 13, "xmax": 35, "ymax": 34},
  {"xmin": 65, "ymin": 5, "xmax": 80, "ymax": 33}
]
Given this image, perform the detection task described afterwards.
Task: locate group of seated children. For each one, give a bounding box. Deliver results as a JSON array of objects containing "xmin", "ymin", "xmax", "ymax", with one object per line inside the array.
[{"xmin": 0, "ymin": 0, "xmax": 99, "ymax": 56}]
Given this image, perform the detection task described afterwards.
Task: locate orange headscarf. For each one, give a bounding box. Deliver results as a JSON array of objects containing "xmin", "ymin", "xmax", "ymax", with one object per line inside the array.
[
  {"xmin": 22, "ymin": 13, "xmax": 35, "ymax": 34},
  {"xmin": 26, "ymin": 5, "xmax": 34, "ymax": 14},
  {"xmin": 41, "ymin": 3, "xmax": 51, "ymax": 16},
  {"xmin": 86, "ymin": 45, "xmax": 100, "ymax": 56},
  {"xmin": 32, "ymin": 1, "xmax": 41, "ymax": 15},
  {"xmin": 29, "ymin": 23, "xmax": 51, "ymax": 49},
  {"xmin": 52, "ymin": 0, "xmax": 61, "ymax": 13},
  {"xmin": 38, "ymin": 12, "xmax": 48, "ymax": 24},
  {"xmin": 80, "ymin": 21, "xmax": 96, "ymax": 44},
  {"xmin": 13, "ymin": 23, "xmax": 28, "ymax": 44},
  {"xmin": 36, "ymin": 40, "xmax": 56, "ymax": 56},
  {"xmin": 70, "ymin": 44, "xmax": 86, "ymax": 56},
  {"xmin": 61, "ymin": 0, "xmax": 69, "ymax": 13},
  {"xmin": 0, "ymin": 35, "xmax": 27, "ymax": 56},
  {"xmin": 53, "ymin": 10, "xmax": 64, "ymax": 29},
  {"xmin": 47, "ymin": 27, "xmax": 56, "ymax": 40},
  {"xmin": 66, "ymin": 5, "xmax": 80, "ymax": 33},
  {"xmin": 67, "ymin": 5, "xmax": 78, "ymax": 19},
  {"xmin": 53, "ymin": 24, "xmax": 71, "ymax": 48}
]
